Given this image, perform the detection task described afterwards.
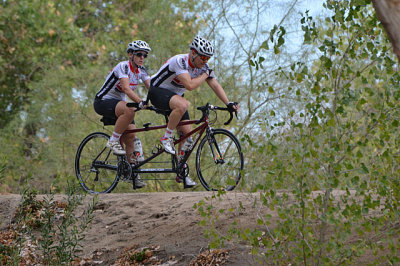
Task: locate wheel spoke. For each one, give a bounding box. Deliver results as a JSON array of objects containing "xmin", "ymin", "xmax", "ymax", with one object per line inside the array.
[
  {"xmin": 75, "ymin": 132, "xmax": 119, "ymax": 194},
  {"xmin": 196, "ymin": 129, "xmax": 243, "ymax": 191}
]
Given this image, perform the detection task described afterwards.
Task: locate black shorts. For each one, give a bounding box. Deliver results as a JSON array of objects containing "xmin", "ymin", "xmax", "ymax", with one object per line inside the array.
[
  {"xmin": 93, "ymin": 97, "xmax": 135, "ymax": 124},
  {"xmin": 148, "ymin": 86, "xmax": 190, "ymax": 120}
]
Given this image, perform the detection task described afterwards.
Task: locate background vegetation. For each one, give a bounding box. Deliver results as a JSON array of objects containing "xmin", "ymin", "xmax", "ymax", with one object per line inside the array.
[{"xmin": 1, "ymin": 0, "xmax": 399, "ymax": 264}]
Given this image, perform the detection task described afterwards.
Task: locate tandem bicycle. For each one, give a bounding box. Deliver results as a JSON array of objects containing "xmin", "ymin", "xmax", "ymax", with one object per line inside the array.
[{"xmin": 75, "ymin": 103, "xmax": 244, "ymax": 194}]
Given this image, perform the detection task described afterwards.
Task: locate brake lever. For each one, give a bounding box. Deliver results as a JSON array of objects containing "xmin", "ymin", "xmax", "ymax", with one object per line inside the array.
[
  {"xmin": 196, "ymin": 114, "xmax": 206, "ymax": 124},
  {"xmin": 224, "ymin": 101, "xmax": 238, "ymax": 125},
  {"xmin": 224, "ymin": 111, "xmax": 234, "ymax": 125}
]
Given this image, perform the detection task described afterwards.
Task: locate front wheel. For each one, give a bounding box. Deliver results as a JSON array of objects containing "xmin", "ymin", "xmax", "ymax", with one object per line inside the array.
[
  {"xmin": 75, "ymin": 132, "xmax": 119, "ymax": 194},
  {"xmin": 196, "ymin": 129, "xmax": 244, "ymax": 191}
]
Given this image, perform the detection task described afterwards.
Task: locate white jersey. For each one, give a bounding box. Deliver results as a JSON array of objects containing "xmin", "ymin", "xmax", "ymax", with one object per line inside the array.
[
  {"xmin": 150, "ymin": 53, "xmax": 215, "ymax": 96},
  {"xmin": 96, "ymin": 60, "xmax": 150, "ymax": 101}
]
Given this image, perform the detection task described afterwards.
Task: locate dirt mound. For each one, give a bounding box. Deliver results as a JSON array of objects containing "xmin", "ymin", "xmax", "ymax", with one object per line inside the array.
[{"xmin": 0, "ymin": 192, "xmax": 260, "ymax": 265}]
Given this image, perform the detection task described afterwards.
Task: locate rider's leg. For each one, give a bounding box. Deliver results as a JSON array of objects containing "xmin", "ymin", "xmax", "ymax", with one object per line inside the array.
[
  {"xmin": 175, "ymin": 112, "xmax": 197, "ymax": 188},
  {"xmin": 114, "ymin": 101, "xmax": 135, "ymax": 134},
  {"xmin": 116, "ymin": 106, "xmax": 146, "ymax": 188},
  {"xmin": 177, "ymin": 123, "xmax": 191, "ymax": 152},
  {"xmin": 160, "ymin": 95, "xmax": 188, "ymax": 154},
  {"xmin": 165, "ymin": 95, "xmax": 188, "ymax": 133},
  {"xmin": 120, "ymin": 124, "xmax": 136, "ymax": 164},
  {"xmin": 108, "ymin": 101, "xmax": 135, "ymax": 155}
]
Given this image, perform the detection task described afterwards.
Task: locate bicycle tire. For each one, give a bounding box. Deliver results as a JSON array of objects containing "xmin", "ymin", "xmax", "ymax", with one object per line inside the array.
[
  {"xmin": 75, "ymin": 132, "xmax": 119, "ymax": 194},
  {"xmin": 196, "ymin": 129, "xmax": 244, "ymax": 191}
]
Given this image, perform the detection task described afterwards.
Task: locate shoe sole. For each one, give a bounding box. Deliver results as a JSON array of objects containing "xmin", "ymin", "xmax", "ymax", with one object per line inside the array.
[
  {"xmin": 107, "ymin": 147, "xmax": 126, "ymax": 155},
  {"xmin": 107, "ymin": 144, "xmax": 126, "ymax": 155},
  {"xmin": 160, "ymin": 139, "xmax": 176, "ymax": 155},
  {"xmin": 164, "ymin": 149, "xmax": 176, "ymax": 155}
]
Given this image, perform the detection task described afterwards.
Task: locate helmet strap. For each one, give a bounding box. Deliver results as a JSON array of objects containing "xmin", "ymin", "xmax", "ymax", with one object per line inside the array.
[
  {"xmin": 190, "ymin": 49, "xmax": 199, "ymax": 67},
  {"xmin": 130, "ymin": 56, "xmax": 139, "ymax": 69}
]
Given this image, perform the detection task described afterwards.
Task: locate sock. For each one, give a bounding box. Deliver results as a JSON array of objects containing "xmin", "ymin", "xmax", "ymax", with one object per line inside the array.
[
  {"xmin": 163, "ymin": 127, "xmax": 173, "ymax": 139},
  {"xmin": 109, "ymin": 131, "xmax": 122, "ymax": 142}
]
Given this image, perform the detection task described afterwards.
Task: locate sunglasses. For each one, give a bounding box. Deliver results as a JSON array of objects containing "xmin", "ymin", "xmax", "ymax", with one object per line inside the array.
[
  {"xmin": 134, "ymin": 52, "xmax": 148, "ymax": 58},
  {"xmin": 193, "ymin": 50, "xmax": 210, "ymax": 61},
  {"xmin": 199, "ymin": 54, "xmax": 210, "ymax": 61}
]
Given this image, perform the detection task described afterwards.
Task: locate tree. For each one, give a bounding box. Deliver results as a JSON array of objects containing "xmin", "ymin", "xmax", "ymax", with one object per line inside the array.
[
  {"xmin": 0, "ymin": 1, "xmax": 89, "ymax": 128},
  {"xmin": 197, "ymin": 0, "xmax": 400, "ymax": 264},
  {"xmin": 372, "ymin": 0, "xmax": 400, "ymax": 60},
  {"xmin": 0, "ymin": 0, "xmax": 200, "ymax": 192}
]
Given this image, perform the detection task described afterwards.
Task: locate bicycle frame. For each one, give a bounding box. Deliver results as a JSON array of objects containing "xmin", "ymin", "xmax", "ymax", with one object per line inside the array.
[
  {"xmin": 75, "ymin": 102, "xmax": 243, "ymax": 193},
  {"xmin": 120, "ymin": 116, "xmax": 210, "ymax": 176}
]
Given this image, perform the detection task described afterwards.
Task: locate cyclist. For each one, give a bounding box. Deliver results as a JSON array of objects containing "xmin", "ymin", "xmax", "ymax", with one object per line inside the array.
[
  {"xmin": 149, "ymin": 36, "xmax": 239, "ymax": 188},
  {"xmin": 94, "ymin": 40, "xmax": 151, "ymax": 188}
]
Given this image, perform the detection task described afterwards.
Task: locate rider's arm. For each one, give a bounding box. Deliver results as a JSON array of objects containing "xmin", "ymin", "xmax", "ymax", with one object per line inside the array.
[
  {"xmin": 207, "ymin": 78, "xmax": 240, "ymax": 112},
  {"xmin": 177, "ymin": 72, "xmax": 209, "ymax": 91},
  {"xmin": 120, "ymin": 77, "xmax": 142, "ymax": 103},
  {"xmin": 206, "ymin": 78, "xmax": 229, "ymax": 104},
  {"xmin": 144, "ymin": 79, "xmax": 150, "ymax": 90}
]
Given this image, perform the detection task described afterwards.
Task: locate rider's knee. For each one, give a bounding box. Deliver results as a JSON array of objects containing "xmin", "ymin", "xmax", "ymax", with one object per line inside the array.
[
  {"xmin": 175, "ymin": 100, "xmax": 188, "ymax": 113},
  {"xmin": 125, "ymin": 107, "xmax": 136, "ymax": 118}
]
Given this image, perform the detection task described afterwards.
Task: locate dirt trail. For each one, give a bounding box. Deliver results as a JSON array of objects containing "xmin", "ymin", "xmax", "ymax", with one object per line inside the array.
[{"xmin": 0, "ymin": 192, "xmax": 262, "ymax": 265}]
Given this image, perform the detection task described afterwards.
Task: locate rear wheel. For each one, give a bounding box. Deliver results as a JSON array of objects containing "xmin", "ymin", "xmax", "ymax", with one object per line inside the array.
[
  {"xmin": 75, "ymin": 132, "xmax": 119, "ymax": 194},
  {"xmin": 196, "ymin": 129, "xmax": 244, "ymax": 191}
]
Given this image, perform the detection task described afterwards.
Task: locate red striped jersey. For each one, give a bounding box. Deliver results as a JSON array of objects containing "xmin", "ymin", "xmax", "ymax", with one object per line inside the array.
[
  {"xmin": 150, "ymin": 53, "xmax": 215, "ymax": 96},
  {"xmin": 96, "ymin": 60, "xmax": 150, "ymax": 100}
]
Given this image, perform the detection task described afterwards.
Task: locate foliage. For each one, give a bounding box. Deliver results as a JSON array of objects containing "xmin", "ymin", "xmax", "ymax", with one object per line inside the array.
[
  {"xmin": 2, "ymin": 0, "xmax": 399, "ymax": 262},
  {"xmin": 0, "ymin": 184, "xmax": 97, "ymax": 264},
  {"xmin": 38, "ymin": 182, "xmax": 97, "ymax": 264},
  {"xmin": 0, "ymin": 0, "xmax": 200, "ymax": 193},
  {"xmin": 0, "ymin": 0, "xmax": 90, "ymax": 128},
  {"xmin": 196, "ymin": 0, "xmax": 400, "ymax": 264}
]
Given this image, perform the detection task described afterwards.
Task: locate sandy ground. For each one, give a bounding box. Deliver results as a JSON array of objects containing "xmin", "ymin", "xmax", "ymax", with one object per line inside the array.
[
  {"xmin": 1, "ymin": 191, "xmax": 395, "ymax": 265},
  {"xmin": 0, "ymin": 192, "xmax": 263, "ymax": 265}
]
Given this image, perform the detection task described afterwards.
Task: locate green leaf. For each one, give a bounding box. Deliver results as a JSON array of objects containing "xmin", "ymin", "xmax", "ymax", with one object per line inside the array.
[
  {"xmin": 278, "ymin": 36, "xmax": 285, "ymax": 47},
  {"xmin": 268, "ymin": 86, "xmax": 274, "ymax": 93},
  {"xmin": 361, "ymin": 163, "xmax": 369, "ymax": 174},
  {"xmin": 260, "ymin": 40, "xmax": 269, "ymax": 50},
  {"xmin": 324, "ymin": 57, "xmax": 332, "ymax": 68}
]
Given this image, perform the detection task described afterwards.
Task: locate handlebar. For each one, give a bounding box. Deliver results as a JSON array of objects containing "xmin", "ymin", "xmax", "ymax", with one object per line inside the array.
[
  {"xmin": 126, "ymin": 102, "xmax": 238, "ymax": 125},
  {"xmin": 196, "ymin": 103, "xmax": 238, "ymax": 125}
]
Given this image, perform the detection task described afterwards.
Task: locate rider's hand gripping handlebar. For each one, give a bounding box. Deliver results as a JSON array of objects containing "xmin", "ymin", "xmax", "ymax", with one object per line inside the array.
[
  {"xmin": 126, "ymin": 99, "xmax": 150, "ymax": 111},
  {"xmin": 127, "ymin": 101, "xmax": 238, "ymax": 125},
  {"xmin": 224, "ymin": 102, "xmax": 238, "ymax": 125},
  {"xmin": 196, "ymin": 102, "xmax": 238, "ymax": 125}
]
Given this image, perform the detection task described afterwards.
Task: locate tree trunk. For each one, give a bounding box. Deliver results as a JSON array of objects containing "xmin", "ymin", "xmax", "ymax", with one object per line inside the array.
[{"xmin": 372, "ymin": 0, "xmax": 400, "ymax": 60}]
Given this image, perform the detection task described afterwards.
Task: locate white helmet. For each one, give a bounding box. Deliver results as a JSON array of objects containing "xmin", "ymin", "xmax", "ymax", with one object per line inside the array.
[
  {"xmin": 189, "ymin": 36, "xmax": 214, "ymax": 57},
  {"xmin": 127, "ymin": 40, "xmax": 151, "ymax": 53}
]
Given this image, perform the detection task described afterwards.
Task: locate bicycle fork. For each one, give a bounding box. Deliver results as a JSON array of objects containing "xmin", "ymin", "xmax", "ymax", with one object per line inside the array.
[{"xmin": 206, "ymin": 129, "xmax": 225, "ymax": 164}]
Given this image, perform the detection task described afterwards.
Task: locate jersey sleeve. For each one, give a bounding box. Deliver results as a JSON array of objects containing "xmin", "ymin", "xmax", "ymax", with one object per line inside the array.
[
  {"xmin": 113, "ymin": 62, "xmax": 129, "ymax": 79},
  {"xmin": 170, "ymin": 56, "xmax": 189, "ymax": 76},
  {"xmin": 203, "ymin": 64, "xmax": 216, "ymax": 79},
  {"xmin": 207, "ymin": 69, "xmax": 216, "ymax": 79}
]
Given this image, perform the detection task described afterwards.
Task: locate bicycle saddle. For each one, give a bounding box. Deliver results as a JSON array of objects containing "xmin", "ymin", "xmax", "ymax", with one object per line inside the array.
[{"xmin": 100, "ymin": 116, "xmax": 117, "ymax": 126}]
